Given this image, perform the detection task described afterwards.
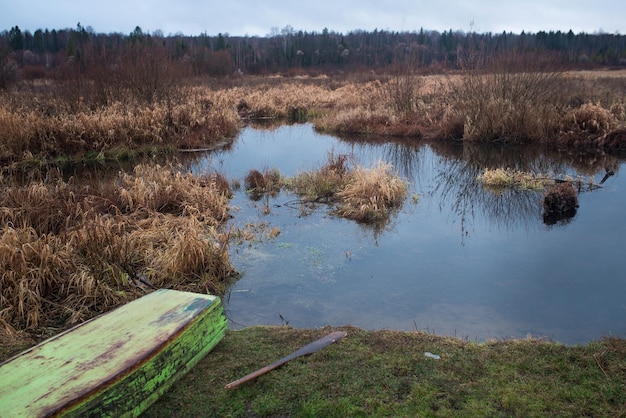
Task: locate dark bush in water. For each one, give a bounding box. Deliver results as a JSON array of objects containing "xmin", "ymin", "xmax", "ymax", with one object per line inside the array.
[{"xmin": 543, "ymin": 182, "xmax": 579, "ymax": 225}]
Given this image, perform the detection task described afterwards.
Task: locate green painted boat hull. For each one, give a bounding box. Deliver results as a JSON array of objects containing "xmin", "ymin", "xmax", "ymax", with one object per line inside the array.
[{"xmin": 0, "ymin": 289, "xmax": 227, "ymax": 417}]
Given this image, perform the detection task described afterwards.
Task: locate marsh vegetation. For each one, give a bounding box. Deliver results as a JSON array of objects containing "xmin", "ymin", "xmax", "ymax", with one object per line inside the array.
[
  {"xmin": 0, "ymin": 164, "xmax": 235, "ymax": 340},
  {"xmin": 248, "ymin": 153, "xmax": 410, "ymax": 226},
  {"xmin": 1, "ymin": 25, "xmax": 626, "ymax": 416},
  {"xmin": 2, "ymin": 56, "xmax": 626, "ymax": 340}
]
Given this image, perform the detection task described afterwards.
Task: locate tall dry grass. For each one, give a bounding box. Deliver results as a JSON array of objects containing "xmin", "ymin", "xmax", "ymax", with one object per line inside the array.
[
  {"xmin": 310, "ymin": 66, "xmax": 626, "ymax": 149},
  {"xmin": 0, "ymin": 164, "xmax": 235, "ymax": 334},
  {"xmin": 313, "ymin": 73, "xmax": 457, "ymax": 138},
  {"xmin": 225, "ymin": 76, "xmax": 367, "ymax": 121},
  {"xmin": 2, "ymin": 67, "xmax": 626, "ymax": 170},
  {"xmin": 0, "ymin": 83, "xmax": 240, "ymax": 168},
  {"xmin": 308, "ymin": 67, "xmax": 626, "ymax": 147},
  {"xmin": 379, "ymin": 72, "xmax": 425, "ymax": 118}
]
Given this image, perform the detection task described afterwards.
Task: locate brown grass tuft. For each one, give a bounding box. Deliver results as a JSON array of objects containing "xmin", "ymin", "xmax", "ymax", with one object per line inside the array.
[
  {"xmin": 558, "ymin": 103, "xmax": 617, "ymax": 147},
  {"xmin": 197, "ymin": 172, "xmax": 233, "ymax": 198},
  {"xmin": 244, "ymin": 169, "xmax": 267, "ymax": 191},
  {"xmin": 244, "ymin": 168, "xmax": 281, "ymax": 200},
  {"xmin": 335, "ymin": 162, "xmax": 408, "ymax": 224},
  {"xmin": 598, "ymin": 127, "xmax": 626, "ymax": 149},
  {"xmin": 283, "ymin": 154, "xmax": 408, "ymax": 226}
]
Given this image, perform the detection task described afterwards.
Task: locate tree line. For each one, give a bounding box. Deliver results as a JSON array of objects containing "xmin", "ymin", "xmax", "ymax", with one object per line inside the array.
[{"xmin": 2, "ymin": 23, "xmax": 626, "ymax": 84}]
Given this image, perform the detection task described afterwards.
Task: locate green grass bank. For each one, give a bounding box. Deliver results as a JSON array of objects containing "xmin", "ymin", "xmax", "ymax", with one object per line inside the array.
[{"xmin": 144, "ymin": 325, "xmax": 626, "ymax": 417}]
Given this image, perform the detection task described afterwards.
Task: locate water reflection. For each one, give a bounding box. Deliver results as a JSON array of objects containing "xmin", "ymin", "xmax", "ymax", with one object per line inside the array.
[
  {"xmin": 188, "ymin": 123, "xmax": 626, "ymax": 344},
  {"xmin": 333, "ymin": 134, "xmax": 621, "ymax": 238}
]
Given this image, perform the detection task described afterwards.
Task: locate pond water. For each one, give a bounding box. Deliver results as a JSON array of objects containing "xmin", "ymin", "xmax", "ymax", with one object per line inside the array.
[{"xmin": 189, "ymin": 123, "xmax": 626, "ymax": 345}]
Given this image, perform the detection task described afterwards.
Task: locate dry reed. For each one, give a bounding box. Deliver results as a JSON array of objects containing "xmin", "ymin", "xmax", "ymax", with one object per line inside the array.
[
  {"xmin": 270, "ymin": 153, "xmax": 408, "ymax": 225},
  {"xmin": 0, "ymin": 85, "xmax": 240, "ymax": 168},
  {"xmin": 0, "ymin": 163, "xmax": 235, "ymax": 334},
  {"xmin": 335, "ymin": 162, "xmax": 408, "ymax": 224},
  {"xmin": 2, "ymin": 69, "xmax": 626, "ymax": 171}
]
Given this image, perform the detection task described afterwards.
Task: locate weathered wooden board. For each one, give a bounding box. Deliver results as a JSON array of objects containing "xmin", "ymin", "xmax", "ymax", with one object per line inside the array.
[{"xmin": 0, "ymin": 289, "xmax": 227, "ymax": 417}]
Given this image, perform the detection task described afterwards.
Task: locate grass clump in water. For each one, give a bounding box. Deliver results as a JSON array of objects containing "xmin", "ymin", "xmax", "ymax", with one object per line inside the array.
[
  {"xmin": 285, "ymin": 152, "xmax": 350, "ymax": 201},
  {"xmin": 335, "ymin": 162, "xmax": 408, "ymax": 224},
  {"xmin": 477, "ymin": 168, "xmax": 552, "ymax": 191},
  {"xmin": 244, "ymin": 168, "xmax": 281, "ymax": 200},
  {"xmin": 284, "ymin": 153, "xmax": 408, "ymax": 226}
]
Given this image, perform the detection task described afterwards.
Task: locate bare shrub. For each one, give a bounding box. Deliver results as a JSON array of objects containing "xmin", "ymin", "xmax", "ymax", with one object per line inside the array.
[
  {"xmin": 380, "ymin": 71, "xmax": 424, "ymax": 118},
  {"xmin": 0, "ymin": 51, "xmax": 19, "ymax": 90},
  {"xmin": 456, "ymin": 49, "xmax": 564, "ymax": 142},
  {"xmin": 322, "ymin": 152, "xmax": 350, "ymax": 176},
  {"xmin": 113, "ymin": 38, "xmax": 190, "ymax": 105}
]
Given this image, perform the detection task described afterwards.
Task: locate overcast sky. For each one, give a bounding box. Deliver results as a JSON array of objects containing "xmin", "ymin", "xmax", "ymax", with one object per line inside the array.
[{"xmin": 2, "ymin": 0, "xmax": 624, "ymax": 37}]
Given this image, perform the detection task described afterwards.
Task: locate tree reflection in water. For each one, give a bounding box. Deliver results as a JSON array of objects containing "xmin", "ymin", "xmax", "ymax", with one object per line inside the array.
[{"xmin": 338, "ymin": 133, "xmax": 621, "ymax": 242}]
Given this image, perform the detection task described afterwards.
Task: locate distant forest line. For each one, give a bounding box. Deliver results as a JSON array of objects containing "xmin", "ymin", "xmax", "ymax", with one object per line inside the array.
[{"xmin": 2, "ymin": 23, "xmax": 626, "ymax": 80}]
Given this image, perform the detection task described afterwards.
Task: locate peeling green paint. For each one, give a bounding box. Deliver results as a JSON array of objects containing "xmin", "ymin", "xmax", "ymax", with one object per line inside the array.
[{"xmin": 0, "ymin": 289, "xmax": 227, "ymax": 417}]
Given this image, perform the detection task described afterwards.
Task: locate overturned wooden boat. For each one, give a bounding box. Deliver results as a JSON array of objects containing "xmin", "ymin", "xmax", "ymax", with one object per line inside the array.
[{"xmin": 0, "ymin": 289, "xmax": 227, "ymax": 417}]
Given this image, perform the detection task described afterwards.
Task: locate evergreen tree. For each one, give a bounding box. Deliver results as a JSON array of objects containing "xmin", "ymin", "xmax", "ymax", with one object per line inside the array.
[{"xmin": 8, "ymin": 26, "xmax": 24, "ymax": 51}]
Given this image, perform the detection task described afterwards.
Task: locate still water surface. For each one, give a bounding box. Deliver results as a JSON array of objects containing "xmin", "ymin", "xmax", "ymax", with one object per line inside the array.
[{"xmin": 190, "ymin": 123, "xmax": 626, "ymax": 344}]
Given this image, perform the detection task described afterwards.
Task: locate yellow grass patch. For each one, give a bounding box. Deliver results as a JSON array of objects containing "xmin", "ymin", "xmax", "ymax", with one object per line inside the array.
[{"xmin": 477, "ymin": 168, "xmax": 552, "ymax": 191}]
